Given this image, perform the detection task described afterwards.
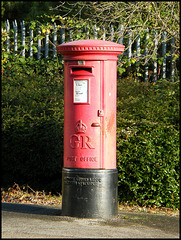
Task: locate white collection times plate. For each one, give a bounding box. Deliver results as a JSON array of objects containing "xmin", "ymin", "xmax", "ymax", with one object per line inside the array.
[{"xmin": 74, "ymin": 80, "xmax": 88, "ymax": 103}]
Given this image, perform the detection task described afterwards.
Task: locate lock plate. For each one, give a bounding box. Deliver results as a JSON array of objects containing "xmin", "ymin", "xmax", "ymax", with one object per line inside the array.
[{"xmin": 98, "ymin": 110, "xmax": 104, "ymax": 117}]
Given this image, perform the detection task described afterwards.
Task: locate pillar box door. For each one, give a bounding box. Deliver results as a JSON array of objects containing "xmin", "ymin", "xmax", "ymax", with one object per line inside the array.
[{"xmin": 64, "ymin": 60, "xmax": 102, "ymax": 169}]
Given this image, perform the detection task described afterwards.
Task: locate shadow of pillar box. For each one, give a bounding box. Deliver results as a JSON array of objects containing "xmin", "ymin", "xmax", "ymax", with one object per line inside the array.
[{"xmin": 57, "ymin": 39, "xmax": 124, "ymax": 218}]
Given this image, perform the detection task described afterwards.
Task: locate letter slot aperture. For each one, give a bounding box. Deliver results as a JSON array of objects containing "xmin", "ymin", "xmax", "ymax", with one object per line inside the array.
[{"xmin": 71, "ymin": 67, "xmax": 92, "ymax": 74}]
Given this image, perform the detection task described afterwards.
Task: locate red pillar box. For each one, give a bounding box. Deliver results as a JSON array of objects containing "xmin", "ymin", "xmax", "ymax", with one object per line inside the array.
[{"xmin": 57, "ymin": 39, "xmax": 124, "ymax": 218}]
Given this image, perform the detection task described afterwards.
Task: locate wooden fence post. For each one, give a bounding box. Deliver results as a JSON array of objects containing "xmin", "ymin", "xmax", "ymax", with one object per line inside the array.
[
  {"xmin": 153, "ymin": 30, "xmax": 158, "ymax": 83},
  {"xmin": 85, "ymin": 26, "xmax": 89, "ymax": 39},
  {"xmin": 136, "ymin": 32, "xmax": 141, "ymax": 82},
  {"xmin": 53, "ymin": 22, "xmax": 57, "ymax": 59},
  {"xmin": 127, "ymin": 29, "xmax": 132, "ymax": 69},
  {"xmin": 93, "ymin": 24, "xmax": 97, "ymax": 39},
  {"xmin": 37, "ymin": 27, "xmax": 41, "ymax": 60},
  {"xmin": 5, "ymin": 19, "xmax": 10, "ymax": 52},
  {"xmin": 171, "ymin": 36, "xmax": 175, "ymax": 82},
  {"xmin": 29, "ymin": 24, "xmax": 33, "ymax": 59},
  {"xmin": 20, "ymin": 20, "xmax": 25, "ymax": 57},
  {"xmin": 101, "ymin": 26, "xmax": 106, "ymax": 40},
  {"xmin": 69, "ymin": 27, "xmax": 73, "ymax": 42},
  {"xmin": 162, "ymin": 31, "xmax": 167, "ymax": 79},
  {"xmin": 13, "ymin": 20, "xmax": 18, "ymax": 54},
  {"xmin": 110, "ymin": 24, "xmax": 114, "ymax": 42},
  {"xmin": 60, "ymin": 24, "xmax": 65, "ymax": 43},
  {"xmin": 144, "ymin": 28, "xmax": 149, "ymax": 83},
  {"xmin": 118, "ymin": 25, "xmax": 124, "ymax": 45},
  {"xmin": 45, "ymin": 25, "xmax": 49, "ymax": 59}
]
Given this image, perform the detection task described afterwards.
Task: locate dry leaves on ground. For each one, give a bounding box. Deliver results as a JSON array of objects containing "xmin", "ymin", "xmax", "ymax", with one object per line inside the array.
[
  {"xmin": 118, "ymin": 203, "xmax": 179, "ymax": 217},
  {"xmin": 1, "ymin": 183, "xmax": 62, "ymax": 206}
]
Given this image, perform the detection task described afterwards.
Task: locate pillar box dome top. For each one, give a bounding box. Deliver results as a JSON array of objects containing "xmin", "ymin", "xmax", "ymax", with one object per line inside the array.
[{"xmin": 57, "ymin": 39, "xmax": 125, "ymax": 60}]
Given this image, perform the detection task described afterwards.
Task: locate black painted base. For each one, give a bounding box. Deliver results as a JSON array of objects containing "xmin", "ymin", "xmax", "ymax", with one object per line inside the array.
[{"xmin": 62, "ymin": 168, "xmax": 118, "ymax": 218}]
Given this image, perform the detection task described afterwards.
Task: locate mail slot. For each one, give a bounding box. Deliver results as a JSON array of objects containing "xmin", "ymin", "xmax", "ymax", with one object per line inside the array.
[
  {"xmin": 71, "ymin": 67, "xmax": 92, "ymax": 74},
  {"xmin": 57, "ymin": 39, "xmax": 124, "ymax": 218}
]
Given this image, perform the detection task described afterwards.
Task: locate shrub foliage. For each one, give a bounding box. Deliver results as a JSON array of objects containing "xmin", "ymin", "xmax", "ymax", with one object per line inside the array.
[
  {"xmin": 117, "ymin": 79, "xmax": 179, "ymax": 208},
  {"xmin": 2, "ymin": 57, "xmax": 64, "ymax": 193},
  {"xmin": 1, "ymin": 58, "xmax": 180, "ymax": 208}
]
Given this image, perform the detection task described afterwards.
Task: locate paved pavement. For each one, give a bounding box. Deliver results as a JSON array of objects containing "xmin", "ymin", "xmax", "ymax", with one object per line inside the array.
[{"xmin": 1, "ymin": 202, "xmax": 180, "ymax": 238}]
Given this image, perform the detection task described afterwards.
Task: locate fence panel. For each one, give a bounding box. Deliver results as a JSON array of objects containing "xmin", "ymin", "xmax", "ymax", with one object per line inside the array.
[{"xmin": 2, "ymin": 19, "xmax": 179, "ymax": 82}]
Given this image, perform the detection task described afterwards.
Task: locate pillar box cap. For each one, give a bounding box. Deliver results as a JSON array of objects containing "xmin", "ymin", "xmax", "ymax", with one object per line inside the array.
[{"xmin": 57, "ymin": 39, "xmax": 125, "ymax": 60}]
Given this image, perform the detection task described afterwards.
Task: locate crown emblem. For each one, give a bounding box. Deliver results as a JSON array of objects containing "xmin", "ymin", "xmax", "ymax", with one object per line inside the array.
[{"xmin": 75, "ymin": 120, "xmax": 87, "ymax": 133}]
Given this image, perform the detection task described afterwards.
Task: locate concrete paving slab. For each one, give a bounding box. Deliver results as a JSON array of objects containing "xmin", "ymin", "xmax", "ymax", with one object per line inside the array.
[{"xmin": 1, "ymin": 202, "xmax": 180, "ymax": 238}]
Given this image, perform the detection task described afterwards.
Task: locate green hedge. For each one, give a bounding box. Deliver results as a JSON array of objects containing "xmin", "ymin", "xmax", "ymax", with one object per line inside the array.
[
  {"xmin": 2, "ymin": 59, "xmax": 64, "ymax": 193},
  {"xmin": 1, "ymin": 60, "xmax": 180, "ymax": 208},
  {"xmin": 116, "ymin": 79, "xmax": 179, "ymax": 208}
]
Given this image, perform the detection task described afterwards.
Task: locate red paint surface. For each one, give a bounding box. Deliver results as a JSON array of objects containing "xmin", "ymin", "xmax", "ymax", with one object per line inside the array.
[{"xmin": 57, "ymin": 40, "xmax": 124, "ymax": 169}]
